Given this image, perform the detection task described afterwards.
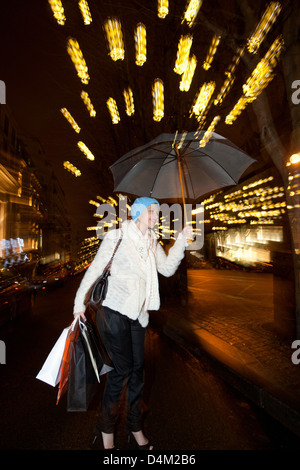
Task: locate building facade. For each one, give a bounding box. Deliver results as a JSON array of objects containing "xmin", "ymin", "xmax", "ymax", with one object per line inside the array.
[{"xmin": 0, "ymin": 105, "xmax": 70, "ymax": 265}]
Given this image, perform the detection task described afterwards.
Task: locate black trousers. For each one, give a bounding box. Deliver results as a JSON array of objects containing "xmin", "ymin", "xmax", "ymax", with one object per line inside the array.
[{"xmin": 95, "ymin": 306, "xmax": 146, "ymax": 434}]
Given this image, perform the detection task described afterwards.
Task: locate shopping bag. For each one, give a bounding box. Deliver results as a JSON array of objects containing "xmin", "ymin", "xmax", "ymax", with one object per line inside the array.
[
  {"xmin": 79, "ymin": 319, "xmax": 113, "ymax": 382},
  {"xmin": 67, "ymin": 328, "xmax": 100, "ymax": 412},
  {"xmin": 36, "ymin": 327, "xmax": 69, "ymax": 387},
  {"xmin": 56, "ymin": 317, "xmax": 79, "ymax": 404}
]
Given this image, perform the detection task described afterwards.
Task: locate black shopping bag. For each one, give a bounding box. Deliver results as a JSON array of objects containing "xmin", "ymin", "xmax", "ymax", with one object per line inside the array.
[
  {"xmin": 80, "ymin": 318, "xmax": 113, "ymax": 381},
  {"xmin": 67, "ymin": 329, "xmax": 99, "ymax": 412}
]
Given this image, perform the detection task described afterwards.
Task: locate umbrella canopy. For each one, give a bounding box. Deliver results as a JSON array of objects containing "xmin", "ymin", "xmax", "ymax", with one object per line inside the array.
[{"xmin": 110, "ymin": 132, "xmax": 255, "ymax": 201}]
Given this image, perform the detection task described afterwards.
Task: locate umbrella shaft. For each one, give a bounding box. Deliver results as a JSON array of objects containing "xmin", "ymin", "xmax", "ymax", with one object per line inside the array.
[{"xmin": 177, "ymin": 157, "xmax": 188, "ymax": 222}]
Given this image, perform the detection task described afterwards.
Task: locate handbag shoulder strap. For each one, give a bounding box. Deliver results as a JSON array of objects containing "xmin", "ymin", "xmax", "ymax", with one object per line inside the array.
[{"xmin": 105, "ymin": 231, "xmax": 123, "ymax": 272}]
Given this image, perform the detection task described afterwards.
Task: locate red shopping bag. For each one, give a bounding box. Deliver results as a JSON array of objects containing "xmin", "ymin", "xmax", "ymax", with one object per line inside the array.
[{"xmin": 56, "ymin": 318, "xmax": 79, "ymax": 405}]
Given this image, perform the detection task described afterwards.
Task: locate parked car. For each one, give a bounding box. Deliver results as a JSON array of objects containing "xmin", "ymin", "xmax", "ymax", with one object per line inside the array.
[
  {"xmin": 0, "ymin": 267, "xmax": 34, "ymax": 327},
  {"xmin": 31, "ymin": 262, "xmax": 68, "ymax": 290}
]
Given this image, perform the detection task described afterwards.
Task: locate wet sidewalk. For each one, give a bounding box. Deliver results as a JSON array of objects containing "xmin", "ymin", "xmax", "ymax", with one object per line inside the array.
[{"xmin": 150, "ymin": 267, "xmax": 300, "ymax": 438}]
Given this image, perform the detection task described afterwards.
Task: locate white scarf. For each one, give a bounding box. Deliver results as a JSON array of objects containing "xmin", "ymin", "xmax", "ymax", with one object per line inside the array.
[{"xmin": 123, "ymin": 220, "xmax": 160, "ymax": 313}]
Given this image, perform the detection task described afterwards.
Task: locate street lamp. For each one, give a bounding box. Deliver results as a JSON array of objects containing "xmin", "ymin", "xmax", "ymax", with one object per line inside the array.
[{"xmin": 287, "ymin": 153, "xmax": 300, "ymax": 166}]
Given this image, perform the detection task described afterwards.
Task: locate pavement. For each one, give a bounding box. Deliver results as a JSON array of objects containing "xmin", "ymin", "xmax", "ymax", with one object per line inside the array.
[{"xmin": 150, "ymin": 266, "xmax": 300, "ymax": 439}]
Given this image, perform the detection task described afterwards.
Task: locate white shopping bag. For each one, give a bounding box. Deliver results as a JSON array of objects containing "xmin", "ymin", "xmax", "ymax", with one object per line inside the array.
[{"xmin": 36, "ymin": 326, "xmax": 69, "ymax": 387}]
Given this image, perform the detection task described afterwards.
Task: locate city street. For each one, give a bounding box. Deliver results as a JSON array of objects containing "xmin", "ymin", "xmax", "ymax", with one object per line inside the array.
[
  {"xmin": 0, "ymin": 271, "xmax": 299, "ymax": 454},
  {"xmin": 1, "ymin": 1, "xmax": 299, "ymax": 465}
]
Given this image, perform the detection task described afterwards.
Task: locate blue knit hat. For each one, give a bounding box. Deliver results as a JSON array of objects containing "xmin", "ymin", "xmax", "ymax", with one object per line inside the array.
[{"xmin": 131, "ymin": 197, "xmax": 160, "ymax": 222}]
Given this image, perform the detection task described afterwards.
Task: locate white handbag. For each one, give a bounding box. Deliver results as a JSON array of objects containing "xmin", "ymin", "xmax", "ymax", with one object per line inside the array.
[{"xmin": 36, "ymin": 318, "xmax": 78, "ymax": 387}]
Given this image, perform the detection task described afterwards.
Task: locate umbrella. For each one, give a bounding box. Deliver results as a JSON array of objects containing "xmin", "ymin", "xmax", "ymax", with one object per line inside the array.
[{"xmin": 110, "ymin": 131, "xmax": 255, "ymax": 205}]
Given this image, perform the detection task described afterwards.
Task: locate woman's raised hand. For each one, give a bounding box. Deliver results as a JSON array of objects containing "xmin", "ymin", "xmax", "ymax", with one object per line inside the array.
[{"xmin": 182, "ymin": 225, "xmax": 194, "ymax": 240}]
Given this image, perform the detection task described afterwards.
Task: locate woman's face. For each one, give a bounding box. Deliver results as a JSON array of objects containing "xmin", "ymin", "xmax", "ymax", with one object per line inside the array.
[{"xmin": 138, "ymin": 203, "xmax": 159, "ymax": 230}]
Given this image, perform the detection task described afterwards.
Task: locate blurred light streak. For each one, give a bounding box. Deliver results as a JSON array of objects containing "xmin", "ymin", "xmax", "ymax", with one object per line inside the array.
[
  {"xmin": 182, "ymin": 0, "xmax": 203, "ymax": 27},
  {"xmin": 214, "ymin": 47, "xmax": 244, "ymax": 105},
  {"xmin": 48, "ymin": 0, "xmax": 66, "ymax": 25},
  {"xmin": 174, "ymin": 35, "xmax": 193, "ymax": 75},
  {"xmin": 203, "ymin": 35, "xmax": 221, "ymax": 70},
  {"xmin": 199, "ymin": 115, "xmax": 221, "ymax": 147},
  {"xmin": 81, "ymin": 91, "xmax": 96, "ymax": 117},
  {"xmin": 179, "ymin": 55, "xmax": 197, "ymax": 91},
  {"xmin": 78, "ymin": 0, "xmax": 92, "ymax": 25},
  {"xmin": 104, "ymin": 18, "xmax": 125, "ymax": 61},
  {"xmin": 192, "ymin": 81, "xmax": 215, "ymax": 119},
  {"xmin": 158, "ymin": 0, "xmax": 169, "ymax": 18},
  {"xmin": 123, "ymin": 88, "xmax": 135, "ymax": 116},
  {"xmin": 63, "ymin": 161, "xmax": 81, "ymax": 177},
  {"xmin": 226, "ymin": 35, "xmax": 283, "ymax": 125},
  {"xmin": 225, "ymin": 95, "xmax": 253, "ymax": 125},
  {"xmin": 77, "ymin": 141, "xmax": 95, "ymax": 160},
  {"xmin": 135, "ymin": 23, "xmax": 147, "ymax": 66},
  {"xmin": 89, "ymin": 200, "xmax": 100, "ymax": 207},
  {"xmin": 152, "ymin": 79, "xmax": 164, "ymax": 121},
  {"xmin": 214, "ymin": 74, "xmax": 236, "ymax": 105},
  {"xmin": 60, "ymin": 108, "xmax": 81, "ymax": 133},
  {"xmin": 243, "ymin": 35, "xmax": 284, "ymax": 99},
  {"xmin": 106, "ymin": 97, "xmax": 120, "ymax": 124},
  {"xmin": 67, "ymin": 38, "xmax": 90, "ymax": 84},
  {"xmin": 247, "ymin": 1, "xmax": 282, "ymax": 54}
]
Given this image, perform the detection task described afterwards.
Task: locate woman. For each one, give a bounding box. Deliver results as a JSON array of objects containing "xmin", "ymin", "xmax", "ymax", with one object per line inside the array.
[{"xmin": 73, "ymin": 197, "xmax": 193, "ymax": 449}]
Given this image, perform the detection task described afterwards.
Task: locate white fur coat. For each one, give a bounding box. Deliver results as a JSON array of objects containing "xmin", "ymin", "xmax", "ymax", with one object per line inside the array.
[{"xmin": 73, "ymin": 220, "xmax": 188, "ymax": 327}]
